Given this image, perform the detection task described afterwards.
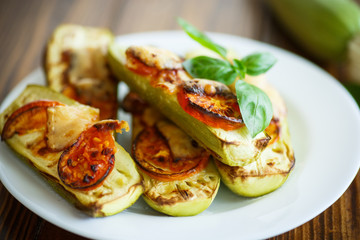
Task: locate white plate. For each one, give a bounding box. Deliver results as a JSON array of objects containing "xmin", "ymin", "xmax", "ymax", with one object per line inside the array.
[{"xmin": 1, "ymin": 31, "xmax": 360, "ymax": 240}]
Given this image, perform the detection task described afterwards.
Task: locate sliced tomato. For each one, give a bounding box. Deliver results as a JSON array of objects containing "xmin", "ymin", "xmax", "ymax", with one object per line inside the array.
[
  {"xmin": 126, "ymin": 50, "xmax": 158, "ymax": 76},
  {"xmin": 265, "ymin": 118, "xmax": 280, "ymax": 145},
  {"xmin": 177, "ymin": 80, "xmax": 244, "ymax": 131},
  {"xmin": 1, "ymin": 100, "xmax": 64, "ymax": 140},
  {"xmin": 133, "ymin": 126, "xmax": 209, "ymax": 181},
  {"xmin": 58, "ymin": 120, "xmax": 128, "ymax": 190}
]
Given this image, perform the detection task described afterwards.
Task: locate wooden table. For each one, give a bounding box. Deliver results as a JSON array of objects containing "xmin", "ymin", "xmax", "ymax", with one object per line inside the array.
[{"xmin": 0, "ymin": 0, "xmax": 359, "ymax": 239}]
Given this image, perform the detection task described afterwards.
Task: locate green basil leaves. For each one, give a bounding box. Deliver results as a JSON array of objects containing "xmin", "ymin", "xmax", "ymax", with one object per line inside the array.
[
  {"xmin": 178, "ymin": 17, "xmax": 276, "ymax": 137},
  {"xmin": 235, "ymin": 81, "xmax": 273, "ymax": 137},
  {"xmin": 177, "ymin": 18, "xmax": 227, "ymax": 59},
  {"xmin": 241, "ymin": 53, "xmax": 277, "ymax": 76},
  {"xmin": 183, "ymin": 56, "xmax": 237, "ymax": 85}
]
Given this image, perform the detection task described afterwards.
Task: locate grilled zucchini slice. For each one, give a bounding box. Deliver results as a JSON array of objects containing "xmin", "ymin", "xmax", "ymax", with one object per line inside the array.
[
  {"xmin": 44, "ymin": 24, "xmax": 118, "ymax": 120},
  {"xmin": 108, "ymin": 44, "xmax": 270, "ymax": 167},
  {"xmin": 123, "ymin": 93, "xmax": 220, "ymax": 216},
  {"xmin": 216, "ymin": 75, "xmax": 295, "ymax": 197},
  {"xmin": 0, "ymin": 85, "xmax": 143, "ymax": 217},
  {"xmin": 215, "ymin": 117, "xmax": 295, "ymax": 197}
]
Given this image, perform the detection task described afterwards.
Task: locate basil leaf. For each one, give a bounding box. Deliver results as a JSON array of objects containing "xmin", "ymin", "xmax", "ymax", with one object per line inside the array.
[
  {"xmin": 177, "ymin": 18, "xmax": 227, "ymax": 59},
  {"xmin": 232, "ymin": 59, "xmax": 246, "ymax": 79},
  {"xmin": 235, "ymin": 80, "xmax": 273, "ymax": 137},
  {"xmin": 183, "ymin": 56, "xmax": 237, "ymax": 85},
  {"xmin": 242, "ymin": 52, "xmax": 277, "ymax": 76}
]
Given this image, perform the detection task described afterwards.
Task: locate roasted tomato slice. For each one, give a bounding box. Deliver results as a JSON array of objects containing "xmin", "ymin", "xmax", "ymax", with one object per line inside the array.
[
  {"xmin": 1, "ymin": 100, "xmax": 64, "ymax": 140},
  {"xmin": 133, "ymin": 125, "xmax": 210, "ymax": 181},
  {"xmin": 126, "ymin": 49, "xmax": 158, "ymax": 76},
  {"xmin": 177, "ymin": 79, "xmax": 244, "ymax": 131},
  {"xmin": 265, "ymin": 118, "xmax": 280, "ymax": 145},
  {"xmin": 58, "ymin": 120, "xmax": 129, "ymax": 190}
]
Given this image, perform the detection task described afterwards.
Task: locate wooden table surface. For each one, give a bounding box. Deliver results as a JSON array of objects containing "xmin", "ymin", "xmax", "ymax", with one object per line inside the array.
[{"xmin": 0, "ymin": 0, "xmax": 359, "ymax": 239}]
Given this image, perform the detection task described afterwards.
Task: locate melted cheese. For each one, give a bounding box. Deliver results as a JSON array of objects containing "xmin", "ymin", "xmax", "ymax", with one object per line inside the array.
[
  {"xmin": 128, "ymin": 45, "xmax": 183, "ymax": 70},
  {"xmin": 156, "ymin": 120, "xmax": 203, "ymax": 159},
  {"xmin": 46, "ymin": 105, "xmax": 99, "ymax": 150}
]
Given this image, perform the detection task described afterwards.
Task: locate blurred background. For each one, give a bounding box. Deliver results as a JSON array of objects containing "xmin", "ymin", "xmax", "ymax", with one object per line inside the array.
[{"xmin": 0, "ymin": 0, "xmax": 359, "ymax": 239}]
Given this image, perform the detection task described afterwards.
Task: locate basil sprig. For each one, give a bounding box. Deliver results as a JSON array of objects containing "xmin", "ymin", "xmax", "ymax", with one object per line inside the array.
[
  {"xmin": 177, "ymin": 18, "xmax": 227, "ymax": 59},
  {"xmin": 178, "ymin": 17, "xmax": 276, "ymax": 137}
]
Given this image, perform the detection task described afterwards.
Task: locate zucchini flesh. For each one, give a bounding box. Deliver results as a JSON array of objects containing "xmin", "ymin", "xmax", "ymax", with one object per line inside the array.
[
  {"xmin": 108, "ymin": 44, "xmax": 269, "ymax": 167},
  {"xmin": 126, "ymin": 95, "xmax": 220, "ymax": 216},
  {"xmin": 0, "ymin": 85, "xmax": 143, "ymax": 217},
  {"xmin": 44, "ymin": 24, "xmax": 118, "ymax": 120}
]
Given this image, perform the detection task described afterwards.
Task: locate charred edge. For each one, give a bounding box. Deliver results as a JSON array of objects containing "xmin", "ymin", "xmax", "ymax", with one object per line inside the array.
[
  {"xmin": 133, "ymin": 125, "xmax": 174, "ymax": 164},
  {"xmin": 126, "ymin": 48, "xmax": 143, "ymax": 64},
  {"xmin": 126, "ymin": 49, "xmax": 155, "ymax": 70},
  {"xmin": 145, "ymin": 183, "xmax": 197, "ymax": 207},
  {"xmin": 145, "ymin": 191, "xmax": 181, "ymax": 207},
  {"xmin": 188, "ymin": 98, "xmax": 243, "ymax": 124},
  {"xmin": 109, "ymin": 154, "xmax": 115, "ymax": 165},
  {"xmin": 86, "ymin": 182, "xmax": 144, "ymax": 217},
  {"xmin": 90, "ymin": 150, "xmax": 98, "ymax": 158},
  {"xmin": 132, "ymin": 126, "xmax": 207, "ymax": 180},
  {"xmin": 91, "ymin": 164, "xmax": 98, "ymax": 173},
  {"xmin": 1, "ymin": 106, "xmax": 44, "ymax": 140},
  {"xmin": 255, "ymin": 135, "xmax": 271, "ymax": 150},
  {"xmin": 83, "ymin": 174, "xmax": 94, "ymax": 183},
  {"xmin": 101, "ymin": 147, "xmax": 112, "ymax": 155},
  {"xmin": 215, "ymin": 159, "xmax": 293, "ymax": 181},
  {"xmin": 182, "ymin": 80, "xmax": 235, "ymax": 98},
  {"xmin": 66, "ymin": 161, "xmax": 113, "ymax": 190},
  {"xmin": 58, "ymin": 142, "xmax": 114, "ymax": 190},
  {"xmin": 93, "ymin": 121, "xmax": 119, "ymax": 131},
  {"xmin": 176, "ymin": 184, "xmax": 190, "ymax": 200}
]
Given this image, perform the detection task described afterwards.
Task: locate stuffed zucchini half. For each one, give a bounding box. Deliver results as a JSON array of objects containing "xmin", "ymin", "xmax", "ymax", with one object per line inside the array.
[
  {"xmin": 215, "ymin": 75, "xmax": 295, "ymax": 197},
  {"xmin": 44, "ymin": 24, "xmax": 118, "ymax": 120},
  {"xmin": 108, "ymin": 44, "xmax": 270, "ymax": 167},
  {"xmin": 123, "ymin": 92, "xmax": 220, "ymax": 216},
  {"xmin": 0, "ymin": 85, "xmax": 143, "ymax": 217}
]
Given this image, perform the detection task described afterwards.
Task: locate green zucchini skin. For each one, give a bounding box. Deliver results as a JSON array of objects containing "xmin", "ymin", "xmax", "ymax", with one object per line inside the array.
[
  {"xmin": 108, "ymin": 44, "xmax": 269, "ymax": 167},
  {"xmin": 127, "ymin": 99, "xmax": 220, "ymax": 216},
  {"xmin": 141, "ymin": 160, "xmax": 220, "ymax": 217},
  {"xmin": 215, "ymin": 117, "xmax": 295, "ymax": 197},
  {"xmin": 0, "ymin": 85, "xmax": 143, "ymax": 217}
]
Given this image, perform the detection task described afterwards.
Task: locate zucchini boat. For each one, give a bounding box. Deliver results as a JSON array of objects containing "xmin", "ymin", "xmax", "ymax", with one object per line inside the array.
[
  {"xmin": 123, "ymin": 92, "xmax": 220, "ymax": 216},
  {"xmin": 108, "ymin": 44, "xmax": 270, "ymax": 167},
  {"xmin": 0, "ymin": 85, "xmax": 143, "ymax": 217},
  {"xmin": 44, "ymin": 24, "xmax": 118, "ymax": 120},
  {"xmin": 183, "ymin": 48, "xmax": 295, "ymax": 197},
  {"xmin": 216, "ymin": 75, "xmax": 295, "ymax": 197}
]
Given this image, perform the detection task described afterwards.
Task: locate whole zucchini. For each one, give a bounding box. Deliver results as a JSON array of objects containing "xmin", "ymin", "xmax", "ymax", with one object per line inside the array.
[{"xmin": 268, "ymin": 0, "xmax": 360, "ymax": 83}]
